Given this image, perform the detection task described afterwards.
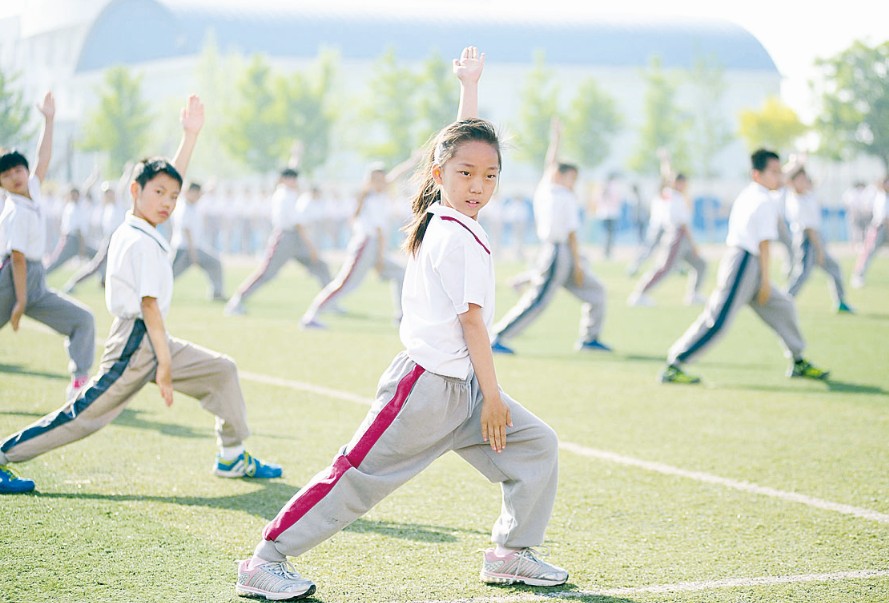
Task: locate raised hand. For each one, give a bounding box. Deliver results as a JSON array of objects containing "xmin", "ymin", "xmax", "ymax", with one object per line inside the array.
[
  {"xmin": 180, "ymin": 94, "xmax": 205, "ymax": 134},
  {"xmin": 453, "ymin": 46, "xmax": 485, "ymax": 84},
  {"xmin": 36, "ymin": 91, "xmax": 55, "ymax": 120}
]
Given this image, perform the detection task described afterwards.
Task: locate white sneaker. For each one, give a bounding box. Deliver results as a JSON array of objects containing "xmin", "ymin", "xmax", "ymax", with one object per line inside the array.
[
  {"xmin": 685, "ymin": 293, "xmax": 706, "ymax": 305},
  {"xmin": 627, "ymin": 292, "xmax": 655, "ymax": 307},
  {"xmin": 850, "ymin": 274, "xmax": 864, "ymax": 289},
  {"xmin": 224, "ymin": 298, "xmax": 246, "ymax": 316},
  {"xmin": 480, "ymin": 548, "xmax": 568, "ymax": 587},
  {"xmin": 236, "ymin": 559, "xmax": 315, "ymax": 600}
]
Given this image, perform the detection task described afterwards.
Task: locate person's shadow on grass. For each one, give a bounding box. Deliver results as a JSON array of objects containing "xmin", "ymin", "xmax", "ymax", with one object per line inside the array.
[{"xmin": 33, "ymin": 479, "xmax": 480, "ymax": 544}]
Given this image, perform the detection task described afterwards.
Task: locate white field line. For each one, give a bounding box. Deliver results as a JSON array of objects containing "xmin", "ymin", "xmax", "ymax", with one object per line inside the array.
[
  {"xmin": 405, "ymin": 569, "xmax": 889, "ymax": 602},
  {"xmin": 235, "ymin": 370, "xmax": 889, "ymax": 526},
  {"xmin": 18, "ymin": 319, "xmax": 889, "ymax": 526},
  {"xmin": 559, "ymin": 441, "xmax": 889, "ymax": 524}
]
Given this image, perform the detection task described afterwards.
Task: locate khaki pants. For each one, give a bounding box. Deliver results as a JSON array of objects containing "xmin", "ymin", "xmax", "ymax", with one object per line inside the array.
[{"xmin": 1, "ymin": 317, "xmax": 250, "ymax": 463}]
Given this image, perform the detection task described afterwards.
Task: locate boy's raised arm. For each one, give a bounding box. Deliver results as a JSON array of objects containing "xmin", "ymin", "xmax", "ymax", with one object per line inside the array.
[
  {"xmin": 172, "ymin": 95, "xmax": 204, "ymax": 180},
  {"xmin": 34, "ymin": 92, "xmax": 55, "ymax": 183},
  {"xmin": 454, "ymin": 46, "xmax": 485, "ymax": 121}
]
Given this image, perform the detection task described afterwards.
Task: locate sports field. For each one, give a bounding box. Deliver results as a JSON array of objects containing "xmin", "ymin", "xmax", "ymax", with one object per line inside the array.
[{"xmin": 1, "ymin": 247, "xmax": 887, "ymax": 603}]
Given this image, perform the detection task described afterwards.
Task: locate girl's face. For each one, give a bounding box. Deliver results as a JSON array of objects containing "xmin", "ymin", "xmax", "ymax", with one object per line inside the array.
[
  {"xmin": 433, "ymin": 140, "xmax": 500, "ymax": 221},
  {"xmin": 130, "ymin": 173, "xmax": 180, "ymax": 227}
]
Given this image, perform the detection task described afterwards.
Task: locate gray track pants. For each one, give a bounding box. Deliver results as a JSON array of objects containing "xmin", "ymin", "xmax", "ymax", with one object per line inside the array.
[
  {"xmin": 634, "ymin": 231, "xmax": 707, "ymax": 298},
  {"xmin": 0, "ymin": 317, "xmax": 250, "ymax": 463},
  {"xmin": 172, "ymin": 248, "xmax": 225, "ymax": 298},
  {"xmin": 0, "ymin": 258, "xmax": 95, "ymax": 377},
  {"xmin": 233, "ymin": 230, "xmax": 331, "ymax": 302},
  {"xmin": 853, "ymin": 224, "xmax": 886, "ymax": 280},
  {"xmin": 256, "ymin": 351, "xmax": 559, "ymax": 561},
  {"xmin": 63, "ymin": 237, "xmax": 111, "ymax": 292},
  {"xmin": 303, "ymin": 233, "xmax": 404, "ymax": 322},
  {"xmin": 44, "ymin": 234, "xmax": 97, "ymax": 274},
  {"xmin": 787, "ymin": 233, "xmax": 846, "ymax": 304},
  {"xmin": 667, "ymin": 247, "xmax": 805, "ymax": 365},
  {"xmin": 494, "ymin": 242, "xmax": 605, "ymax": 344}
]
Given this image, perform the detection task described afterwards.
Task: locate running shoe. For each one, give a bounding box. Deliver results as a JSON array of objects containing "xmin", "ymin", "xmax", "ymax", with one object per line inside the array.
[
  {"xmin": 215, "ymin": 451, "xmax": 283, "ymax": 479},
  {"xmin": 0, "ymin": 465, "xmax": 35, "ymax": 494},
  {"xmin": 576, "ymin": 339, "xmax": 612, "ymax": 352},
  {"xmin": 236, "ymin": 559, "xmax": 315, "ymax": 600},
  {"xmin": 491, "ymin": 340, "xmax": 515, "ymax": 355},
  {"xmin": 789, "ymin": 359, "xmax": 830, "ymax": 380},
  {"xmin": 480, "ymin": 547, "xmax": 568, "ymax": 587},
  {"xmin": 836, "ymin": 301, "xmax": 855, "ymax": 314},
  {"xmin": 659, "ymin": 364, "xmax": 701, "ymax": 384}
]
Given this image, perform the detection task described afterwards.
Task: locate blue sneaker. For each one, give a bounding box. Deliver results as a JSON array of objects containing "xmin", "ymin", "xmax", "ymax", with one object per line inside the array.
[
  {"xmin": 837, "ymin": 301, "xmax": 855, "ymax": 314},
  {"xmin": 576, "ymin": 339, "xmax": 612, "ymax": 352},
  {"xmin": 214, "ymin": 451, "xmax": 283, "ymax": 479},
  {"xmin": 0, "ymin": 465, "xmax": 35, "ymax": 494},
  {"xmin": 491, "ymin": 340, "xmax": 515, "ymax": 355}
]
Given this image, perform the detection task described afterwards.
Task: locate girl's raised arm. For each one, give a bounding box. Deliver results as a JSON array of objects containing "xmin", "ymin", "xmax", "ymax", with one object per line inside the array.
[{"xmin": 454, "ymin": 46, "xmax": 485, "ymax": 120}]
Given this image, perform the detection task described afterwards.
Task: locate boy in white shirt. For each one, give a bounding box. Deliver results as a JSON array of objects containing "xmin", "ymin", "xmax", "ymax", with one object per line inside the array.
[
  {"xmin": 225, "ymin": 169, "xmax": 331, "ymax": 316},
  {"xmin": 661, "ymin": 149, "xmax": 829, "ymax": 384},
  {"xmin": 627, "ymin": 173, "xmax": 707, "ymax": 307},
  {"xmin": 0, "ymin": 96, "xmax": 281, "ymax": 494},
  {"xmin": 851, "ymin": 177, "xmax": 889, "ymax": 288},
  {"xmin": 0, "ymin": 92, "xmax": 96, "ymax": 404},
  {"xmin": 170, "ymin": 181, "xmax": 225, "ymax": 301},
  {"xmin": 44, "ymin": 185, "xmax": 97, "ymax": 273},
  {"xmin": 491, "ymin": 118, "xmax": 610, "ymax": 354},
  {"xmin": 784, "ymin": 165, "xmax": 852, "ymax": 312}
]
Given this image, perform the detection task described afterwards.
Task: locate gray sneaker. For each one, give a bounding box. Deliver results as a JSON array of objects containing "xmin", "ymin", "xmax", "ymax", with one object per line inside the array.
[
  {"xmin": 236, "ymin": 559, "xmax": 315, "ymax": 600},
  {"xmin": 480, "ymin": 547, "xmax": 568, "ymax": 587}
]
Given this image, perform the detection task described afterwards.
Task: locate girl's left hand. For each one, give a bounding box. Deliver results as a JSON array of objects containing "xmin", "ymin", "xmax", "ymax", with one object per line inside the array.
[
  {"xmin": 481, "ymin": 395, "xmax": 512, "ymax": 453},
  {"xmin": 453, "ymin": 46, "xmax": 485, "ymax": 83}
]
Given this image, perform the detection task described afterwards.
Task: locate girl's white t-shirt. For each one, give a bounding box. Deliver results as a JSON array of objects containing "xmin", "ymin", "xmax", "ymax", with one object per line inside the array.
[{"xmin": 399, "ymin": 203, "xmax": 495, "ymax": 379}]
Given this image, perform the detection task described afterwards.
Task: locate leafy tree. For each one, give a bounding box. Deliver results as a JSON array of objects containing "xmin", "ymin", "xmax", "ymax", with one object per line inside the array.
[
  {"xmin": 79, "ymin": 66, "xmax": 153, "ymax": 175},
  {"xmin": 275, "ymin": 49, "xmax": 338, "ymax": 174},
  {"xmin": 221, "ymin": 56, "xmax": 282, "ymax": 172},
  {"xmin": 359, "ymin": 48, "xmax": 419, "ymax": 164},
  {"xmin": 563, "ymin": 77, "xmax": 622, "ymax": 171},
  {"xmin": 628, "ymin": 56, "xmax": 691, "ymax": 176},
  {"xmin": 812, "ymin": 40, "xmax": 889, "ymax": 170},
  {"xmin": 190, "ymin": 29, "xmax": 245, "ymax": 178},
  {"xmin": 0, "ymin": 68, "xmax": 32, "ymax": 149},
  {"xmin": 738, "ymin": 96, "xmax": 807, "ymax": 155},
  {"xmin": 414, "ymin": 52, "xmax": 459, "ymax": 148},
  {"xmin": 513, "ymin": 51, "xmax": 560, "ymax": 168},
  {"xmin": 687, "ymin": 55, "xmax": 735, "ymax": 179}
]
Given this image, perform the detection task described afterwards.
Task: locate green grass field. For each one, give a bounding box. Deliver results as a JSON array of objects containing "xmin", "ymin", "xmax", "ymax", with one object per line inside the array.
[{"xmin": 1, "ymin": 246, "xmax": 887, "ymax": 603}]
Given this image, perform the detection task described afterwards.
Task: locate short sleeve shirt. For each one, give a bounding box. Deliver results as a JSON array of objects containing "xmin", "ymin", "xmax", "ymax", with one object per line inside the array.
[
  {"xmin": 872, "ymin": 191, "xmax": 888, "ymax": 226},
  {"xmin": 533, "ymin": 180, "xmax": 580, "ymax": 244},
  {"xmin": 662, "ymin": 187, "xmax": 690, "ymax": 232},
  {"xmin": 271, "ymin": 186, "xmax": 298, "ymax": 230},
  {"xmin": 170, "ymin": 202, "xmax": 203, "ymax": 250},
  {"xmin": 354, "ymin": 192, "xmax": 390, "ymax": 237},
  {"xmin": 725, "ymin": 182, "xmax": 779, "ymax": 256},
  {"xmin": 0, "ymin": 174, "xmax": 46, "ymax": 260},
  {"xmin": 105, "ymin": 213, "xmax": 174, "ymax": 319},
  {"xmin": 399, "ymin": 203, "xmax": 495, "ymax": 379},
  {"xmin": 785, "ymin": 190, "xmax": 821, "ymax": 234}
]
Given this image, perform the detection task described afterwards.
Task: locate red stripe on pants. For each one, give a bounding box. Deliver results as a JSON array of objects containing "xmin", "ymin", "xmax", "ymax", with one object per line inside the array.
[{"xmin": 262, "ymin": 363, "xmax": 426, "ymax": 541}]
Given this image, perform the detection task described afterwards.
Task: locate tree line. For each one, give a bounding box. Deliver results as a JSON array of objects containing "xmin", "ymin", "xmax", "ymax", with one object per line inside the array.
[{"xmin": 1, "ymin": 38, "xmax": 887, "ymax": 180}]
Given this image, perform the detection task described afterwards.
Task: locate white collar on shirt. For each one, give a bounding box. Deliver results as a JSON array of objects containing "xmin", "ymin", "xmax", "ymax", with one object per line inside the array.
[
  {"xmin": 124, "ymin": 212, "xmax": 171, "ymax": 254},
  {"xmin": 427, "ymin": 203, "xmax": 490, "ymax": 249}
]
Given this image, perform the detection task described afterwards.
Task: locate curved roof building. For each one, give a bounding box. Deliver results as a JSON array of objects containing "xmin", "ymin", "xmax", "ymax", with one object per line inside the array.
[{"xmin": 76, "ymin": 0, "xmax": 778, "ymax": 73}]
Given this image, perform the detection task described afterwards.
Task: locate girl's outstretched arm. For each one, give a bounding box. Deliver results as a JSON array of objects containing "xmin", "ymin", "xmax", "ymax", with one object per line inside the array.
[{"xmin": 454, "ymin": 46, "xmax": 485, "ymax": 121}]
